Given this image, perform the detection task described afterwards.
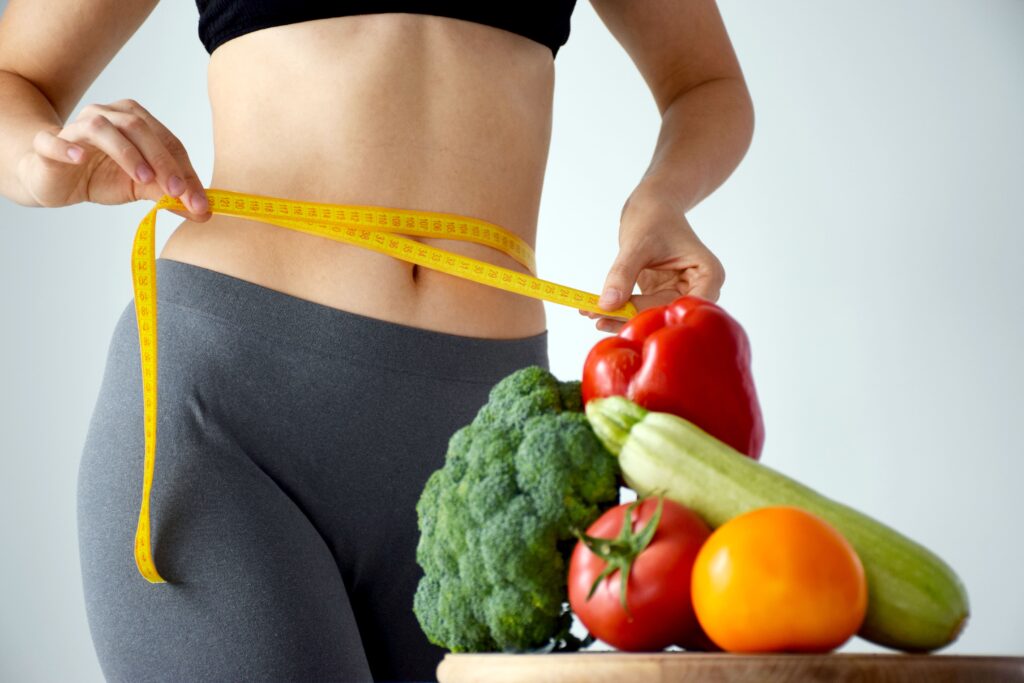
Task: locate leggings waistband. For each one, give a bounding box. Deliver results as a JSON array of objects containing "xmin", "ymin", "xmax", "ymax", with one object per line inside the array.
[{"xmin": 153, "ymin": 257, "xmax": 549, "ymax": 384}]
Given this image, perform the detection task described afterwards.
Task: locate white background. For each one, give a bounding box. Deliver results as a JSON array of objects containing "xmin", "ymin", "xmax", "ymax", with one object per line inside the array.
[{"xmin": 1, "ymin": 0, "xmax": 1022, "ymax": 679}]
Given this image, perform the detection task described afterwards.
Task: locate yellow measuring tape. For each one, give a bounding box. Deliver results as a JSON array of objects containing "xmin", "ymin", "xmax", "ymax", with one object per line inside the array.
[{"xmin": 130, "ymin": 187, "xmax": 638, "ymax": 582}]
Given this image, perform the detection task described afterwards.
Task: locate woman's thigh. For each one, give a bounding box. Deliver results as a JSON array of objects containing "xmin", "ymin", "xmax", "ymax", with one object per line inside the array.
[{"xmin": 77, "ymin": 303, "xmax": 373, "ymax": 682}]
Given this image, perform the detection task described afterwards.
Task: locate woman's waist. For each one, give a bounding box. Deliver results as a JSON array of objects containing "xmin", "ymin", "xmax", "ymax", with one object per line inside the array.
[{"xmin": 159, "ymin": 206, "xmax": 547, "ymax": 340}]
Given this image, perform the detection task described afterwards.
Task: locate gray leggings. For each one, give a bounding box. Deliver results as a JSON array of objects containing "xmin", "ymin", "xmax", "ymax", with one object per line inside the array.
[{"xmin": 77, "ymin": 258, "xmax": 548, "ymax": 682}]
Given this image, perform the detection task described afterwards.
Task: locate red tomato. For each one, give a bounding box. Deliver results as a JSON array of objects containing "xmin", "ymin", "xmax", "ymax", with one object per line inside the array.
[{"xmin": 568, "ymin": 496, "xmax": 711, "ymax": 651}]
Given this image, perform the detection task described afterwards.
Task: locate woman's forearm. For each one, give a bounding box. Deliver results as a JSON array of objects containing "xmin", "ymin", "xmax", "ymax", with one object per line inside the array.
[
  {"xmin": 0, "ymin": 69, "xmax": 65, "ymax": 206},
  {"xmin": 638, "ymin": 76, "xmax": 755, "ymax": 215}
]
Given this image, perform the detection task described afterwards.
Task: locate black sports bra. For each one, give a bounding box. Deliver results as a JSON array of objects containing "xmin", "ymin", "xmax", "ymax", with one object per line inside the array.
[{"xmin": 195, "ymin": 1, "xmax": 578, "ymax": 58}]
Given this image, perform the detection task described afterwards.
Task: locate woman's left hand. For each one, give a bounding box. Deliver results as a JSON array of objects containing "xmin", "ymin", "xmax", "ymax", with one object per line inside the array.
[{"xmin": 581, "ymin": 182, "xmax": 726, "ymax": 334}]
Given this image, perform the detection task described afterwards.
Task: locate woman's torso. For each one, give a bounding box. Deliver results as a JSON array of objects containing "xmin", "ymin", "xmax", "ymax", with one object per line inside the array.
[{"xmin": 159, "ymin": 13, "xmax": 554, "ymax": 338}]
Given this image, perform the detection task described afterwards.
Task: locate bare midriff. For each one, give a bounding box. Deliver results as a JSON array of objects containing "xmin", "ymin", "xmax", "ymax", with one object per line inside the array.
[{"xmin": 158, "ymin": 13, "xmax": 553, "ymax": 338}]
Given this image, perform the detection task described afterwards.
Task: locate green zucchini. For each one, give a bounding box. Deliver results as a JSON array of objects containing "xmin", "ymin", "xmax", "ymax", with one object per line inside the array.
[{"xmin": 585, "ymin": 395, "xmax": 969, "ymax": 652}]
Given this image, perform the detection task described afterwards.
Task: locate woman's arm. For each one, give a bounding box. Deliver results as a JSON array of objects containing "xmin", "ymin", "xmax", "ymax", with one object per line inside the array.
[
  {"xmin": 585, "ymin": 0, "xmax": 755, "ymax": 330},
  {"xmin": 0, "ymin": 0, "xmax": 158, "ymax": 205},
  {"xmin": 0, "ymin": 71, "xmax": 66, "ymax": 206},
  {"xmin": 592, "ymin": 0, "xmax": 754, "ymax": 212},
  {"xmin": 0, "ymin": 0, "xmax": 208, "ymax": 217}
]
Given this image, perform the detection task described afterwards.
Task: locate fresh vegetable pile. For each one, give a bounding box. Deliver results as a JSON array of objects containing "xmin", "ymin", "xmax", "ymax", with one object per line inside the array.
[{"xmin": 413, "ymin": 295, "xmax": 970, "ymax": 655}]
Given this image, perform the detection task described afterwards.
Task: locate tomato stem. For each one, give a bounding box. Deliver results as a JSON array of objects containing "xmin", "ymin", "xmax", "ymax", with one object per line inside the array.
[{"xmin": 572, "ymin": 495, "xmax": 665, "ymax": 617}]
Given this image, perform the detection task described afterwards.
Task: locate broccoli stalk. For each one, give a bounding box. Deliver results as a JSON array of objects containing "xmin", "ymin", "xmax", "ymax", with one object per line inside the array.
[{"xmin": 413, "ymin": 365, "xmax": 621, "ymax": 652}]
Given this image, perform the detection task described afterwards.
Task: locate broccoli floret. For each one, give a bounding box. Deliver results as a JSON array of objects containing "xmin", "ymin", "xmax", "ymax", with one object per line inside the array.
[{"xmin": 413, "ymin": 365, "xmax": 620, "ymax": 653}]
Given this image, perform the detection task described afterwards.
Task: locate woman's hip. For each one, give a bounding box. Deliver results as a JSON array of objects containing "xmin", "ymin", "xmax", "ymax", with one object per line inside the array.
[{"xmin": 78, "ymin": 255, "xmax": 549, "ymax": 577}]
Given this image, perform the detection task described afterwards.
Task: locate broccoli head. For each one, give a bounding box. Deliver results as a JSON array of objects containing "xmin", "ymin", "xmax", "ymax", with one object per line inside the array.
[{"xmin": 413, "ymin": 365, "xmax": 621, "ymax": 653}]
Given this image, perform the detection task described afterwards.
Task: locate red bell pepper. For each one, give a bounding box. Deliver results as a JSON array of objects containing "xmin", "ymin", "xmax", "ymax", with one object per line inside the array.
[{"xmin": 582, "ymin": 295, "xmax": 765, "ymax": 459}]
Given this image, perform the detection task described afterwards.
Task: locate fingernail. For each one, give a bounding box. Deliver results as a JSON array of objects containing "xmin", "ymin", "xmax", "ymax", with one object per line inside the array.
[
  {"xmin": 599, "ymin": 288, "xmax": 621, "ymax": 308},
  {"xmin": 190, "ymin": 191, "xmax": 209, "ymax": 214},
  {"xmin": 67, "ymin": 146, "xmax": 83, "ymax": 162},
  {"xmin": 136, "ymin": 163, "xmax": 154, "ymax": 183},
  {"xmin": 168, "ymin": 175, "xmax": 185, "ymax": 195}
]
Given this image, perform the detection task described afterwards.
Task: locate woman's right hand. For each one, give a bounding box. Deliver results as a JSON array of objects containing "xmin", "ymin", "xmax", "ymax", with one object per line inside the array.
[{"xmin": 16, "ymin": 98, "xmax": 211, "ymax": 221}]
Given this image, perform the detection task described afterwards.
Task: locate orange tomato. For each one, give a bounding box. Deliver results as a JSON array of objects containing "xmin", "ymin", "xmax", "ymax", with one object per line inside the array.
[{"xmin": 691, "ymin": 506, "xmax": 868, "ymax": 653}]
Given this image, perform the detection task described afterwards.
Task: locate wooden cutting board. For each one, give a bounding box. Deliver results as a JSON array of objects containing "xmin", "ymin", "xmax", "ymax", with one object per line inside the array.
[{"xmin": 436, "ymin": 652, "xmax": 1024, "ymax": 683}]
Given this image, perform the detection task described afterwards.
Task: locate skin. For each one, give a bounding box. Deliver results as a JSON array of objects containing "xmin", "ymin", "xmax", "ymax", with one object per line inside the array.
[{"xmin": 0, "ymin": 0, "xmax": 754, "ymax": 339}]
